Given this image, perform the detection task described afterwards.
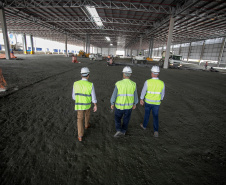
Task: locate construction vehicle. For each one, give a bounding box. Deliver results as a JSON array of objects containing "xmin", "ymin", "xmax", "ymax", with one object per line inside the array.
[
  {"xmin": 132, "ymin": 54, "xmax": 147, "ymax": 64},
  {"xmin": 78, "ymin": 50, "xmax": 90, "ymax": 58},
  {"xmin": 93, "ymin": 53, "xmax": 103, "ymax": 61},
  {"xmin": 159, "ymin": 51, "xmax": 183, "ymax": 68},
  {"xmin": 89, "ymin": 53, "xmax": 95, "ymax": 60}
]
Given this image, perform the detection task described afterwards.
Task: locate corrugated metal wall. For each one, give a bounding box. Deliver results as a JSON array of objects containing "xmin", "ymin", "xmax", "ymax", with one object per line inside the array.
[{"xmin": 152, "ymin": 37, "xmax": 226, "ymax": 65}]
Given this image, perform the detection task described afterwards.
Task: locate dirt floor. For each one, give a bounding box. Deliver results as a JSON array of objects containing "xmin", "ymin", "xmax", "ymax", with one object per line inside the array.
[{"xmin": 0, "ymin": 55, "xmax": 226, "ymax": 185}]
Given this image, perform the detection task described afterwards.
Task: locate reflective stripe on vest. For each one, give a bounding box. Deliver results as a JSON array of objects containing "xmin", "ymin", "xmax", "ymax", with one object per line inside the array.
[
  {"xmin": 73, "ymin": 80, "xmax": 93, "ymax": 110},
  {"xmin": 145, "ymin": 79, "xmax": 164, "ymax": 105},
  {"xmin": 115, "ymin": 103, "xmax": 134, "ymax": 106},
  {"xmin": 74, "ymin": 93, "xmax": 91, "ymax": 97},
  {"xmin": 75, "ymin": 103, "xmax": 91, "ymax": 105},
  {"xmin": 115, "ymin": 79, "xmax": 136, "ymax": 110},
  {"xmin": 147, "ymin": 91, "xmax": 162, "ymax": 94},
  {"xmin": 117, "ymin": 94, "xmax": 134, "ymax": 97}
]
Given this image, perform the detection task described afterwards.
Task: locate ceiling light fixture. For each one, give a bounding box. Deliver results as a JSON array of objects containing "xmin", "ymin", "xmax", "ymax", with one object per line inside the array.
[
  {"xmin": 85, "ymin": 6, "xmax": 103, "ymax": 27},
  {"xmin": 106, "ymin": 37, "xmax": 110, "ymax": 41}
]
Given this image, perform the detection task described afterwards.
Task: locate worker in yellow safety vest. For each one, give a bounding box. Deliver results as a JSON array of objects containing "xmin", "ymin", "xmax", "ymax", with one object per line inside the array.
[
  {"xmin": 72, "ymin": 67, "xmax": 97, "ymax": 141},
  {"xmin": 140, "ymin": 66, "xmax": 165, "ymax": 137},
  {"xmin": 110, "ymin": 66, "xmax": 138, "ymax": 137}
]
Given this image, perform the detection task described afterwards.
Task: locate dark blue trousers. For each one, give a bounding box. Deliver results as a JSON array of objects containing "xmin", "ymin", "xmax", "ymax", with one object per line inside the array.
[
  {"xmin": 115, "ymin": 108, "xmax": 132, "ymax": 133},
  {"xmin": 142, "ymin": 102, "xmax": 160, "ymax": 132}
]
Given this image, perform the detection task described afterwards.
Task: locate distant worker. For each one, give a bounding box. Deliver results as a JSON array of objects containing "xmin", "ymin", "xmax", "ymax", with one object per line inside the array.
[
  {"xmin": 110, "ymin": 66, "xmax": 138, "ymax": 137},
  {"xmin": 107, "ymin": 55, "xmax": 114, "ymax": 66},
  {"xmin": 204, "ymin": 61, "xmax": 208, "ymax": 70},
  {"xmin": 139, "ymin": 52, "xmax": 142, "ymax": 56},
  {"xmin": 140, "ymin": 66, "xmax": 165, "ymax": 137},
  {"xmin": 0, "ymin": 68, "xmax": 7, "ymax": 92},
  {"xmin": 72, "ymin": 54, "xmax": 79, "ymax": 63},
  {"xmin": 72, "ymin": 67, "xmax": 97, "ymax": 141}
]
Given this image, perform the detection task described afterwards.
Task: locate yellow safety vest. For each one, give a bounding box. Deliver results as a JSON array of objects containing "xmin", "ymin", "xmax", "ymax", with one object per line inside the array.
[
  {"xmin": 145, "ymin": 79, "xmax": 164, "ymax": 105},
  {"xmin": 73, "ymin": 80, "xmax": 93, "ymax": 110},
  {"xmin": 115, "ymin": 79, "xmax": 136, "ymax": 110}
]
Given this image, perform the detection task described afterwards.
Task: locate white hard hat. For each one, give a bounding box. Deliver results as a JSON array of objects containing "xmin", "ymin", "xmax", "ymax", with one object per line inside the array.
[
  {"xmin": 122, "ymin": 66, "xmax": 132, "ymax": 73},
  {"xmin": 151, "ymin": 66, "xmax": 160, "ymax": 74},
  {"xmin": 81, "ymin": 67, "xmax": 90, "ymax": 76}
]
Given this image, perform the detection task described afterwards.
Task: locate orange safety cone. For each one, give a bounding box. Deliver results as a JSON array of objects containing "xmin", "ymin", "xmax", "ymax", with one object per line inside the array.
[{"xmin": 0, "ymin": 68, "xmax": 7, "ymax": 92}]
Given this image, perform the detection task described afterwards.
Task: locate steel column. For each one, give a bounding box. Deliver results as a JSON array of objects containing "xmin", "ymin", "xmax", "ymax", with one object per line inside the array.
[
  {"xmin": 15, "ymin": 34, "xmax": 17, "ymax": 50},
  {"xmin": 164, "ymin": 17, "xmax": 174, "ymax": 69},
  {"xmin": 65, "ymin": 34, "xmax": 68, "ymax": 56},
  {"xmin": 199, "ymin": 41, "xmax": 205, "ymax": 65},
  {"xmin": 139, "ymin": 34, "xmax": 143, "ymax": 54},
  {"xmin": 179, "ymin": 43, "xmax": 182, "ymax": 55},
  {"xmin": 187, "ymin": 42, "xmax": 192, "ymax": 62},
  {"xmin": 217, "ymin": 37, "xmax": 226, "ymax": 67},
  {"xmin": 30, "ymin": 35, "xmax": 34, "ymax": 54},
  {"xmin": 88, "ymin": 35, "xmax": 90, "ymax": 53},
  {"xmin": 148, "ymin": 38, "xmax": 154, "ymax": 58},
  {"xmin": 22, "ymin": 33, "xmax": 27, "ymax": 54},
  {"xmin": 0, "ymin": 8, "xmax": 11, "ymax": 59},
  {"xmin": 85, "ymin": 34, "xmax": 90, "ymax": 53}
]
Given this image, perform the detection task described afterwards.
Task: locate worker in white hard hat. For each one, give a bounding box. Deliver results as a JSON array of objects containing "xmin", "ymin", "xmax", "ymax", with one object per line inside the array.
[
  {"xmin": 110, "ymin": 66, "xmax": 138, "ymax": 137},
  {"xmin": 140, "ymin": 66, "xmax": 165, "ymax": 137},
  {"xmin": 72, "ymin": 67, "xmax": 97, "ymax": 141}
]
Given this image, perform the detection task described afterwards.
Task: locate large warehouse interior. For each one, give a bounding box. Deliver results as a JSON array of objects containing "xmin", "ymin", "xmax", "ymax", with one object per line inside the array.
[{"xmin": 0, "ymin": 0, "xmax": 226, "ymax": 185}]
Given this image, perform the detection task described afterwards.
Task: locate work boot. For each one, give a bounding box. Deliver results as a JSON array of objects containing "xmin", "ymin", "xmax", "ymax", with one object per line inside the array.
[
  {"xmin": 85, "ymin": 123, "xmax": 91, "ymax": 129},
  {"xmin": 154, "ymin": 131, "xmax": 159, "ymax": 137},
  {"xmin": 140, "ymin": 123, "xmax": 146, "ymax": 130},
  {"xmin": 78, "ymin": 137, "xmax": 82, "ymax": 141},
  {"xmin": 114, "ymin": 131, "xmax": 124, "ymax": 137}
]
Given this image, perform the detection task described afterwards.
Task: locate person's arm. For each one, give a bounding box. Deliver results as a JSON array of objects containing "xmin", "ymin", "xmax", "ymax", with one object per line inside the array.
[
  {"xmin": 91, "ymin": 84, "xmax": 97, "ymax": 112},
  {"xmin": 161, "ymin": 83, "xmax": 165, "ymax": 100},
  {"xmin": 140, "ymin": 81, "xmax": 147, "ymax": 106},
  {"xmin": 72, "ymin": 84, "xmax": 75, "ymax": 100},
  {"xmin": 133, "ymin": 86, "xmax": 138, "ymax": 109},
  {"xmin": 110, "ymin": 86, "xmax": 118, "ymax": 109}
]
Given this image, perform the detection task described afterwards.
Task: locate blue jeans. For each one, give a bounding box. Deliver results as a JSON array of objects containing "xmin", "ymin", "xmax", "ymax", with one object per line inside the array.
[
  {"xmin": 142, "ymin": 103, "xmax": 160, "ymax": 132},
  {"xmin": 115, "ymin": 108, "xmax": 132, "ymax": 133}
]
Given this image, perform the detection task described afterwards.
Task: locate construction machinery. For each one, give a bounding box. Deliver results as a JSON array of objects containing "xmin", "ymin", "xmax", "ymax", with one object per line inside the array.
[
  {"xmin": 89, "ymin": 53, "xmax": 95, "ymax": 60},
  {"xmin": 159, "ymin": 51, "xmax": 183, "ymax": 68},
  {"xmin": 93, "ymin": 53, "xmax": 103, "ymax": 61},
  {"xmin": 132, "ymin": 55, "xmax": 147, "ymax": 64},
  {"xmin": 78, "ymin": 50, "xmax": 89, "ymax": 58}
]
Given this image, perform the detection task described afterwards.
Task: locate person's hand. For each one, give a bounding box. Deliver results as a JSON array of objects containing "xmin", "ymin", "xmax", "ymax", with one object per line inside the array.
[
  {"xmin": 140, "ymin": 99, "xmax": 144, "ymax": 106},
  {"xmin": 111, "ymin": 105, "xmax": 114, "ymax": 110},
  {"xmin": 132, "ymin": 105, "xmax": 136, "ymax": 110},
  {"xmin": 93, "ymin": 105, "xmax": 97, "ymax": 112}
]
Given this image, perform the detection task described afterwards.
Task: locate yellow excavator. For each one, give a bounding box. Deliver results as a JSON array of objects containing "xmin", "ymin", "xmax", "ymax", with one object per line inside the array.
[{"xmin": 78, "ymin": 50, "xmax": 89, "ymax": 58}]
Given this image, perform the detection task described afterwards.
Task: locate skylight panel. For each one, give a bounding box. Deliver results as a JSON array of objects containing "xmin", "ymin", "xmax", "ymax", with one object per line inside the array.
[{"xmin": 85, "ymin": 6, "xmax": 103, "ymax": 27}]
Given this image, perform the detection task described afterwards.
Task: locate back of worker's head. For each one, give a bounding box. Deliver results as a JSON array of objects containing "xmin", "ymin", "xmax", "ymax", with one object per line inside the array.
[
  {"xmin": 122, "ymin": 66, "xmax": 132, "ymax": 77},
  {"xmin": 151, "ymin": 66, "xmax": 160, "ymax": 75},
  {"xmin": 81, "ymin": 67, "xmax": 90, "ymax": 77}
]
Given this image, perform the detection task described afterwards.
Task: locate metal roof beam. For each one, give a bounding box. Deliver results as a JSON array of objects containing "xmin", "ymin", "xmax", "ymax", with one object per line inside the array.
[
  {"xmin": 3, "ymin": 0, "xmax": 173, "ymax": 14},
  {"xmin": 6, "ymin": 16, "xmax": 154, "ymax": 26},
  {"xmin": 3, "ymin": 8, "xmax": 85, "ymax": 41}
]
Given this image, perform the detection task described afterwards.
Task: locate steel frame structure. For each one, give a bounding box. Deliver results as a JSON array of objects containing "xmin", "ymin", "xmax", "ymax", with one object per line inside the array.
[{"xmin": 0, "ymin": 0, "xmax": 226, "ymax": 49}]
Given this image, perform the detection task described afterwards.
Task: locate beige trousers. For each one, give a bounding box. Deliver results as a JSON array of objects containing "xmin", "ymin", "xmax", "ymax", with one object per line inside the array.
[{"xmin": 77, "ymin": 108, "xmax": 91, "ymax": 137}]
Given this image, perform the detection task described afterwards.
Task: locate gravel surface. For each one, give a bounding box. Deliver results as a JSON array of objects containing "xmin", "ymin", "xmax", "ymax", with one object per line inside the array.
[{"xmin": 0, "ymin": 55, "xmax": 226, "ymax": 185}]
